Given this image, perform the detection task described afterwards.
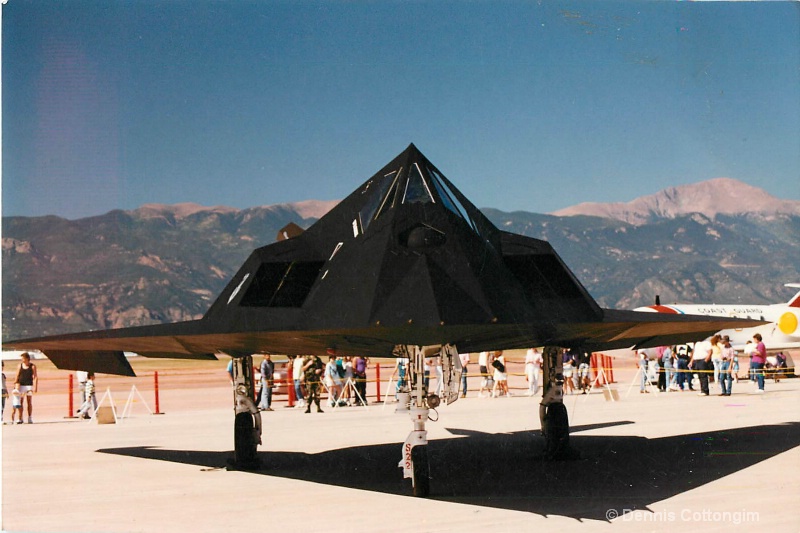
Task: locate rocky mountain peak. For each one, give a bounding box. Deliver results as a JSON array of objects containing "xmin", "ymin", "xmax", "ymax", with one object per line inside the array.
[{"xmin": 551, "ymin": 178, "xmax": 800, "ymax": 224}]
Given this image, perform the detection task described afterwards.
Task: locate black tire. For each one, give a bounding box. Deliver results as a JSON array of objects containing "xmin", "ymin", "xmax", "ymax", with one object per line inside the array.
[
  {"xmin": 411, "ymin": 445, "xmax": 430, "ymax": 497},
  {"xmin": 543, "ymin": 402, "xmax": 569, "ymax": 458},
  {"xmin": 234, "ymin": 412, "xmax": 258, "ymax": 468}
]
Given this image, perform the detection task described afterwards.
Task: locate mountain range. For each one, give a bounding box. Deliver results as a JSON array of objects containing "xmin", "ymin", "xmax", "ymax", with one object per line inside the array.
[{"xmin": 3, "ymin": 178, "xmax": 799, "ymax": 340}]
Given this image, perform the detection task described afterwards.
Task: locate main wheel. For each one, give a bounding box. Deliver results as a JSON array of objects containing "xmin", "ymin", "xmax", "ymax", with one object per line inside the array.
[
  {"xmin": 411, "ymin": 445, "xmax": 430, "ymax": 497},
  {"xmin": 234, "ymin": 412, "xmax": 258, "ymax": 468},
  {"xmin": 543, "ymin": 402, "xmax": 570, "ymax": 458}
]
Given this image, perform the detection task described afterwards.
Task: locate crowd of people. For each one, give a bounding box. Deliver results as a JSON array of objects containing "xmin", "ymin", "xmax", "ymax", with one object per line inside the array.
[
  {"xmin": 277, "ymin": 353, "xmax": 370, "ymax": 413},
  {"xmin": 561, "ymin": 348, "xmax": 593, "ymax": 395},
  {"xmin": 251, "ymin": 333, "xmax": 783, "ymax": 411},
  {"xmin": 640, "ymin": 333, "xmax": 776, "ymax": 396},
  {"xmin": 259, "ymin": 349, "xmax": 545, "ymax": 410}
]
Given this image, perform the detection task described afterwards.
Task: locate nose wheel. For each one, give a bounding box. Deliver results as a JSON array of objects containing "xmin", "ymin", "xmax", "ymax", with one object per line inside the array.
[
  {"xmin": 234, "ymin": 411, "xmax": 259, "ymax": 468},
  {"xmin": 396, "ymin": 344, "xmax": 462, "ymax": 497},
  {"xmin": 411, "ymin": 445, "xmax": 430, "ymax": 497}
]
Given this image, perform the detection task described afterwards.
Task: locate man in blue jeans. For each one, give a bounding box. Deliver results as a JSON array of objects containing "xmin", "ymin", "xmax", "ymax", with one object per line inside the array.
[
  {"xmin": 258, "ymin": 354, "xmax": 275, "ymax": 411},
  {"xmin": 459, "ymin": 352, "xmax": 470, "ymax": 398}
]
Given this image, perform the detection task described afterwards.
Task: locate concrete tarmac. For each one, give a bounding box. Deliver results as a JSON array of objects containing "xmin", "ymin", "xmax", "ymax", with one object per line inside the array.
[{"xmin": 2, "ymin": 370, "xmax": 799, "ymax": 533}]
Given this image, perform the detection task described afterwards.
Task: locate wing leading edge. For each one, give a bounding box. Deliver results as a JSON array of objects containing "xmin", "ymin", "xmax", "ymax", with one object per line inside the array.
[{"xmin": 3, "ymin": 309, "xmax": 759, "ymax": 377}]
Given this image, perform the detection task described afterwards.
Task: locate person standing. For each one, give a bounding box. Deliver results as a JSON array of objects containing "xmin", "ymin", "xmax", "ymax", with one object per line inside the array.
[
  {"xmin": 433, "ymin": 356, "xmax": 444, "ymax": 396},
  {"xmin": 10, "ymin": 388, "xmax": 22, "ymax": 424},
  {"xmin": 14, "ymin": 353, "xmax": 38, "ymax": 423},
  {"xmin": 76, "ymin": 373, "xmax": 98, "ymax": 419},
  {"xmin": 710, "ymin": 335, "xmax": 724, "ymax": 390},
  {"xmin": 390, "ymin": 353, "xmax": 409, "ymax": 400},
  {"xmin": 662, "ymin": 346, "xmax": 675, "ymax": 391},
  {"xmin": 525, "ymin": 348, "xmax": 542, "ymax": 396},
  {"xmin": 576, "ymin": 351, "xmax": 591, "ymax": 394},
  {"xmin": 458, "ymin": 352, "xmax": 470, "ymax": 398},
  {"xmin": 637, "ymin": 349, "xmax": 649, "ymax": 394},
  {"xmin": 292, "ymin": 356, "xmax": 306, "ymax": 408},
  {"xmin": 675, "ymin": 344, "xmax": 693, "ymax": 391},
  {"xmin": 342, "ymin": 356, "xmax": 355, "ymax": 406},
  {"xmin": 719, "ymin": 336, "xmax": 735, "ymax": 396},
  {"xmin": 691, "ymin": 339, "xmax": 713, "ymax": 396},
  {"xmin": 76, "ymin": 370, "xmax": 88, "ymax": 410},
  {"xmin": 751, "ymin": 333, "xmax": 767, "ymax": 393},
  {"xmin": 656, "ymin": 346, "xmax": 667, "ymax": 392},
  {"xmin": 302, "ymin": 355, "xmax": 325, "ymax": 413},
  {"xmin": 258, "ymin": 354, "xmax": 275, "ymax": 411},
  {"xmin": 478, "ymin": 351, "xmax": 495, "ymax": 398},
  {"xmin": 324, "ymin": 356, "xmax": 342, "ymax": 407},
  {"xmin": 354, "ymin": 356, "xmax": 369, "ymax": 405},
  {"xmin": 491, "ymin": 351, "xmax": 509, "ymax": 397}
]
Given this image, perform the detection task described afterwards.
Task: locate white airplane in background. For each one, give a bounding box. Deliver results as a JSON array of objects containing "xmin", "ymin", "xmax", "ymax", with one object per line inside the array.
[{"xmin": 635, "ymin": 283, "xmax": 800, "ymax": 355}]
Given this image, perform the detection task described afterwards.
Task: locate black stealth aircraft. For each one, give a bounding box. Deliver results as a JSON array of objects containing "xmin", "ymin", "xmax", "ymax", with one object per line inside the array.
[{"xmin": 3, "ymin": 144, "xmax": 760, "ymax": 496}]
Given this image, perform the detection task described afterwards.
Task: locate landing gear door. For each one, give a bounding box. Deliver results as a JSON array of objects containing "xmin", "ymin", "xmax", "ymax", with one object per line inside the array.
[{"xmin": 440, "ymin": 344, "xmax": 462, "ymax": 405}]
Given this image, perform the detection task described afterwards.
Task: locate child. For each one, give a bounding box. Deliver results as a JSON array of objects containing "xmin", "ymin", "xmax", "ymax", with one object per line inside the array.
[
  {"xmin": 76, "ymin": 373, "xmax": 97, "ymax": 419},
  {"xmin": 11, "ymin": 388, "xmax": 22, "ymax": 424}
]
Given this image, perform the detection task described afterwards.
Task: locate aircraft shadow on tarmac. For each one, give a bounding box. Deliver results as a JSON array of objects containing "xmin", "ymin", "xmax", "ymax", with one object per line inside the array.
[{"xmin": 99, "ymin": 421, "xmax": 800, "ymax": 521}]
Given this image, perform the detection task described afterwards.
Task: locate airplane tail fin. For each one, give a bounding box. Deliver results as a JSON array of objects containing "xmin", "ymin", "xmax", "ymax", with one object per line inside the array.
[
  {"xmin": 277, "ymin": 222, "xmax": 304, "ymax": 241},
  {"xmin": 786, "ymin": 283, "xmax": 800, "ymax": 308}
]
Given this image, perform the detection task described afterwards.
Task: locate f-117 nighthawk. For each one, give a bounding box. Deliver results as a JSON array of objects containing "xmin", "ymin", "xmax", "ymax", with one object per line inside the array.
[{"xmin": 4, "ymin": 144, "xmax": 760, "ymax": 496}]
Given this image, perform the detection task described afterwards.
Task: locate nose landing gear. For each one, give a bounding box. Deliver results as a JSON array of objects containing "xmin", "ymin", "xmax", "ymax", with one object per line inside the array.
[{"xmin": 396, "ymin": 344, "xmax": 461, "ymax": 497}]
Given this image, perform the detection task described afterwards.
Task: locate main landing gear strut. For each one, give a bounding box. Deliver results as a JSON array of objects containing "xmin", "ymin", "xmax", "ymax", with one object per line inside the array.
[
  {"xmin": 539, "ymin": 346, "xmax": 573, "ymax": 459},
  {"xmin": 230, "ymin": 355, "xmax": 262, "ymax": 470},
  {"xmin": 396, "ymin": 344, "xmax": 461, "ymax": 497}
]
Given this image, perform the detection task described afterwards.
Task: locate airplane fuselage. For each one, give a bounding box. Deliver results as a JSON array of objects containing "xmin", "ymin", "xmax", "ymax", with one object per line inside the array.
[{"xmin": 635, "ymin": 299, "xmax": 800, "ymax": 352}]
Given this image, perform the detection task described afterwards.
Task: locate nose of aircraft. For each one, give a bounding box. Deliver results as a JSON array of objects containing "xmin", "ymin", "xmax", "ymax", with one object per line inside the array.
[{"xmin": 401, "ymin": 224, "xmax": 447, "ymax": 249}]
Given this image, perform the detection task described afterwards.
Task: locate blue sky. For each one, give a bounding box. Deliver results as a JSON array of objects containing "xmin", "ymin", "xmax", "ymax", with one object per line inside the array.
[{"xmin": 3, "ymin": 0, "xmax": 799, "ymax": 219}]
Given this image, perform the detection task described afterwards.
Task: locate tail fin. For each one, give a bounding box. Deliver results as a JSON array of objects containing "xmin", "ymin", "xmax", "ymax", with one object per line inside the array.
[
  {"xmin": 277, "ymin": 222, "xmax": 304, "ymax": 241},
  {"xmin": 785, "ymin": 283, "xmax": 800, "ymax": 308}
]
